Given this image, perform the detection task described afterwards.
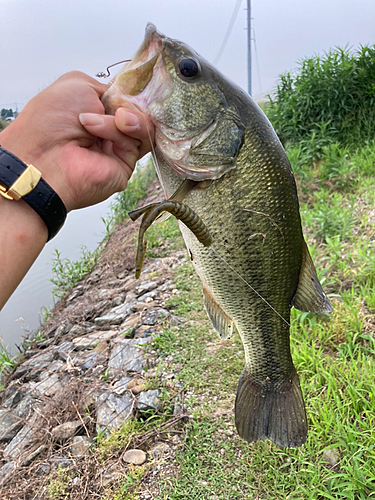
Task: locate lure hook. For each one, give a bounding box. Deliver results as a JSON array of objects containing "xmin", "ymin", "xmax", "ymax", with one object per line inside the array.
[{"xmin": 96, "ymin": 59, "xmax": 131, "ymax": 78}]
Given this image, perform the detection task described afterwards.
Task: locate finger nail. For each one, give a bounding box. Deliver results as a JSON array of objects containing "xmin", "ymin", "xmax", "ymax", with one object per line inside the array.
[
  {"xmin": 117, "ymin": 108, "xmax": 141, "ymax": 129},
  {"xmin": 79, "ymin": 113, "xmax": 104, "ymax": 126}
]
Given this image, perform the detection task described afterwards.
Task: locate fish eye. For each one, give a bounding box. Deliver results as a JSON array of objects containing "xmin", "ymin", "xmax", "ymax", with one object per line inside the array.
[{"xmin": 178, "ymin": 58, "xmax": 200, "ymax": 79}]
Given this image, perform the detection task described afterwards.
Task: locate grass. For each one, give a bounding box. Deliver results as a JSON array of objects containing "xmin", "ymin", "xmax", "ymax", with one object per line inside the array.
[
  {"xmin": 50, "ymin": 246, "xmax": 99, "ymax": 299},
  {"xmin": 266, "ymin": 45, "xmax": 375, "ymax": 148},
  {"xmin": 117, "ymin": 140, "xmax": 375, "ymax": 499},
  {"xmin": 49, "ymin": 158, "xmax": 157, "ymax": 301}
]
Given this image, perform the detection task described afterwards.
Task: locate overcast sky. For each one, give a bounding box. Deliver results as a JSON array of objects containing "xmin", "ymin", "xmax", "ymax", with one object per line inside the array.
[{"xmin": 1, "ymin": 0, "xmax": 374, "ymax": 111}]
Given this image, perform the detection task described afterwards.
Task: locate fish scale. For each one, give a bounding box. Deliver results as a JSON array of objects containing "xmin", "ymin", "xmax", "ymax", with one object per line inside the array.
[{"xmin": 102, "ymin": 23, "xmax": 332, "ymax": 447}]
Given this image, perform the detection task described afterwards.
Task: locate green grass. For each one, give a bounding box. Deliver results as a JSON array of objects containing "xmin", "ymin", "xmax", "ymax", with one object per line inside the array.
[
  {"xmin": 49, "ymin": 158, "xmax": 157, "ymax": 301},
  {"xmin": 267, "ymin": 45, "xmax": 375, "ymax": 148},
  {"xmin": 50, "ymin": 246, "xmax": 99, "ymax": 299},
  {"xmin": 125, "ymin": 142, "xmax": 375, "ymax": 499},
  {"xmin": 109, "ymin": 158, "xmax": 157, "ymax": 228}
]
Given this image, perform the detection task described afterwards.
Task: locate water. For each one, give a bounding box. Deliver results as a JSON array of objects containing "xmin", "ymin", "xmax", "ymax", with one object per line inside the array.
[{"xmin": 0, "ymin": 197, "xmax": 114, "ymax": 351}]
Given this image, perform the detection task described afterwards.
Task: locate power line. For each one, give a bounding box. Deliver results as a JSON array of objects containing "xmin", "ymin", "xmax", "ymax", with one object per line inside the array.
[{"xmin": 213, "ymin": 0, "xmax": 243, "ymax": 65}]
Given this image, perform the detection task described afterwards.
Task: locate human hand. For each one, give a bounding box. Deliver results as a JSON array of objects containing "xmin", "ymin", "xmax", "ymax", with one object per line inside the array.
[{"xmin": 0, "ymin": 71, "xmax": 154, "ymax": 212}]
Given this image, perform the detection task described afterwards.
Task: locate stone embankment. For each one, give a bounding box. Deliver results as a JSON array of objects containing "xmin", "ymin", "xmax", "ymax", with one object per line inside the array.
[{"xmin": 0, "ymin": 183, "xmax": 189, "ymax": 498}]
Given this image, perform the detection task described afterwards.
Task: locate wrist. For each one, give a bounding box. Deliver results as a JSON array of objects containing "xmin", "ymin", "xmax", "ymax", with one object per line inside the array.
[{"xmin": 0, "ymin": 145, "xmax": 67, "ymax": 240}]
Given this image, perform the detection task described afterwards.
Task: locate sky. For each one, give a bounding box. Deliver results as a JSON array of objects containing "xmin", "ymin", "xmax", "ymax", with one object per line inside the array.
[{"xmin": 1, "ymin": 0, "xmax": 375, "ymax": 111}]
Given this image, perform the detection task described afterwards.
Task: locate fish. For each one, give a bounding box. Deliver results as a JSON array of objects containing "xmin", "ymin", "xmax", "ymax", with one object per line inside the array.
[{"xmin": 102, "ymin": 24, "xmax": 332, "ymax": 447}]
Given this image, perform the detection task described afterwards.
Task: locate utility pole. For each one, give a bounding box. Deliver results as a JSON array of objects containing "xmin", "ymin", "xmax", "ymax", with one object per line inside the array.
[{"xmin": 246, "ymin": 0, "xmax": 252, "ymax": 95}]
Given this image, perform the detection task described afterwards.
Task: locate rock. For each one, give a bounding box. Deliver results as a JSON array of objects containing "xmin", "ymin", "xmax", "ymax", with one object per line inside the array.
[
  {"xmin": 0, "ymin": 410, "xmax": 22, "ymax": 442},
  {"xmin": 96, "ymin": 392, "xmax": 133, "ymax": 433},
  {"xmin": 123, "ymin": 449, "xmax": 147, "ymax": 465},
  {"xmin": 28, "ymin": 373, "xmax": 64, "ymax": 396},
  {"xmin": 121, "ymin": 276, "xmax": 137, "ymax": 291},
  {"xmin": 22, "ymin": 350, "xmax": 54, "ymax": 368},
  {"xmin": 97, "ymin": 288, "xmax": 114, "ymax": 300},
  {"xmin": 94, "ymin": 301, "xmax": 136, "ymax": 326},
  {"xmin": 0, "ymin": 461, "xmax": 16, "ymax": 486},
  {"xmin": 47, "ymin": 360, "xmax": 65, "ymax": 372},
  {"xmin": 68, "ymin": 324, "xmax": 88, "ymax": 337},
  {"xmin": 100, "ymin": 465, "xmax": 124, "ymax": 487},
  {"xmin": 72, "ymin": 330, "xmax": 117, "ymax": 349},
  {"xmin": 136, "ymin": 326, "xmax": 154, "ymax": 338},
  {"xmin": 130, "ymin": 384, "xmax": 146, "ymax": 395},
  {"xmin": 22, "ymin": 444, "xmax": 46, "ymax": 466},
  {"xmin": 112, "ymin": 377, "xmax": 132, "ymax": 395},
  {"xmin": 119, "ymin": 316, "xmax": 139, "ymax": 337},
  {"xmin": 3, "ymin": 414, "xmax": 37, "ymax": 460},
  {"xmin": 10, "ymin": 365, "xmax": 34, "ymax": 381},
  {"xmin": 53, "ymin": 341, "xmax": 74, "ymax": 362},
  {"xmin": 148, "ymin": 442, "xmax": 169, "ymax": 460},
  {"xmin": 80, "ymin": 350, "xmax": 107, "ymax": 371},
  {"xmin": 140, "ymin": 290, "xmax": 158, "ymax": 301},
  {"xmin": 1, "ymin": 388, "xmax": 27, "ymax": 408},
  {"xmin": 37, "ymin": 463, "xmax": 50, "ymax": 476},
  {"xmin": 322, "ymin": 449, "xmax": 340, "ymax": 467},
  {"xmin": 142, "ymin": 313, "xmax": 157, "ymax": 326},
  {"xmin": 144, "ymin": 369, "xmax": 158, "ymax": 379},
  {"xmin": 51, "ymin": 421, "xmax": 82, "ymax": 443},
  {"xmin": 108, "ymin": 337, "xmax": 152, "ymax": 376},
  {"xmin": 173, "ymin": 403, "xmax": 182, "ymax": 415},
  {"xmin": 54, "ymin": 324, "xmax": 73, "ymax": 337},
  {"xmin": 111, "ymin": 296, "xmax": 124, "ymax": 307},
  {"xmin": 70, "ymin": 436, "xmax": 93, "ymax": 456},
  {"xmin": 135, "ymin": 280, "xmax": 160, "ymax": 297},
  {"xmin": 67, "ymin": 289, "xmax": 83, "ymax": 302},
  {"xmin": 137, "ymin": 390, "xmax": 161, "ymax": 414},
  {"xmin": 0, "ymin": 393, "xmax": 35, "ymax": 442},
  {"xmin": 50, "ymin": 456, "xmax": 74, "ymax": 469}
]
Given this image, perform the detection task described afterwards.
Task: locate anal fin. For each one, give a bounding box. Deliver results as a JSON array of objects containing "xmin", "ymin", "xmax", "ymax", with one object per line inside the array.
[
  {"xmin": 292, "ymin": 240, "xmax": 333, "ymax": 314},
  {"xmin": 203, "ymin": 287, "xmax": 234, "ymax": 340}
]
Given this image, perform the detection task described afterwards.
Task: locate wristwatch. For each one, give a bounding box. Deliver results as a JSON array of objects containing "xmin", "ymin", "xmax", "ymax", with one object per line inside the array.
[{"xmin": 0, "ymin": 146, "xmax": 67, "ymax": 240}]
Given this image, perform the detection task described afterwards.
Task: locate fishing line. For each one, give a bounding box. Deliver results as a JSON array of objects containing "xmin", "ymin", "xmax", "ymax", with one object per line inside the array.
[
  {"xmin": 252, "ymin": 26, "xmax": 263, "ymax": 97},
  {"xmin": 208, "ymin": 246, "xmax": 291, "ymax": 328},
  {"xmin": 213, "ymin": 0, "xmax": 243, "ymax": 65}
]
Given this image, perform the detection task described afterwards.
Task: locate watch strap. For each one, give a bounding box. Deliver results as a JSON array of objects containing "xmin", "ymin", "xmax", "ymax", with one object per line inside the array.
[{"xmin": 0, "ymin": 146, "xmax": 67, "ymax": 240}]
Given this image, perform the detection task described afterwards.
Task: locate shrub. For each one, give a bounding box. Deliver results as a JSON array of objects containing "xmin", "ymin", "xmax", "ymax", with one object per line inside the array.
[{"xmin": 267, "ymin": 45, "xmax": 375, "ymax": 148}]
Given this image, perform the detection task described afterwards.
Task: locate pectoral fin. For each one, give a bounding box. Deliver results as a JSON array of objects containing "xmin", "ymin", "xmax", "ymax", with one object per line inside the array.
[
  {"xmin": 187, "ymin": 116, "xmax": 243, "ymax": 168},
  {"xmin": 292, "ymin": 240, "xmax": 333, "ymax": 314},
  {"xmin": 203, "ymin": 286, "xmax": 234, "ymax": 340}
]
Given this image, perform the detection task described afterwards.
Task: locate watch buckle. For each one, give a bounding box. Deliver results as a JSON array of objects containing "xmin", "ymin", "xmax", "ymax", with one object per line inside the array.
[{"xmin": 0, "ymin": 164, "xmax": 41, "ymax": 201}]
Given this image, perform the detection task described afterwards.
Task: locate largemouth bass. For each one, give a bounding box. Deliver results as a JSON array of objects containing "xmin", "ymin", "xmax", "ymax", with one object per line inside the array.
[{"xmin": 102, "ymin": 24, "xmax": 332, "ymax": 447}]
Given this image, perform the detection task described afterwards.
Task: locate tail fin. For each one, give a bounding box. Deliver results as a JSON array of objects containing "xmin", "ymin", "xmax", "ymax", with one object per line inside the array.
[{"xmin": 235, "ymin": 369, "xmax": 307, "ymax": 448}]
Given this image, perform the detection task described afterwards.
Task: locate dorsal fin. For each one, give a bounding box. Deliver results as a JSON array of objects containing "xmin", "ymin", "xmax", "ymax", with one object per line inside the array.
[{"xmin": 292, "ymin": 240, "xmax": 333, "ymax": 314}]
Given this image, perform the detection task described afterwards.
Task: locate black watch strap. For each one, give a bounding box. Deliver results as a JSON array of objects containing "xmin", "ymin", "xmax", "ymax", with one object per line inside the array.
[{"xmin": 0, "ymin": 146, "xmax": 67, "ymax": 240}]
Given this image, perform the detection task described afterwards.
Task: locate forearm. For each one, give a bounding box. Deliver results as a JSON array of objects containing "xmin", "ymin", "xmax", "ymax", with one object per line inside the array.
[
  {"xmin": 0, "ymin": 195, "xmax": 47, "ymax": 310},
  {"xmin": 0, "ymin": 71, "xmax": 154, "ymax": 309}
]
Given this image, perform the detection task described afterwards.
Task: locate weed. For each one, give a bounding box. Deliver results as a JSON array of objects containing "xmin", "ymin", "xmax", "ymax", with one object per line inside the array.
[
  {"xmin": 109, "ymin": 158, "xmax": 157, "ymax": 227},
  {"xmin": 0, "ymin": 342, "xmax": 19, "ymax": 378},
  {"xmin": 46, "ymin": 467, "xmax": 72, "ymax": 499},
  {"xmin": 96, "ymin": 420, "xmax": 141, "ymax": 460},
  {"xmin": 50, "ymin": 246, "xmax": 99, "ymax": 299},
  {"xmin": 267, "ymin": 45, "xmax": 375, "ymax": 148}
]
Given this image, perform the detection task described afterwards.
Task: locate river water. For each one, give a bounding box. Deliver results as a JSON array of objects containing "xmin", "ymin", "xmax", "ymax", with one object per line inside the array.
[{"xmin": 0, "ymin": 197, "xmax": 115, "ymax": 352}]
